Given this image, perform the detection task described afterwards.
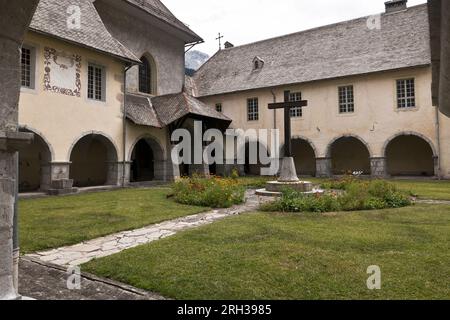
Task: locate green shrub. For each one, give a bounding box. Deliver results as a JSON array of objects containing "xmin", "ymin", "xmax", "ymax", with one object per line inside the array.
[
  {"xmin": 320, "ymin": 176, "xmax": 359, "ymax": 190},
  {"xmin": 262, "ymin": 179, "xmax": 411, "ymax": 213},
  {"xmin": 173, "ymin": 175, "xmax": 245, "ymax": 208}
]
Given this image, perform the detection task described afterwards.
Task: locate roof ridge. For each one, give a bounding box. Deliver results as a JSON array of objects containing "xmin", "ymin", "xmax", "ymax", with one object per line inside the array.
[
  {"xmin": 219, "ymin": 3, "xmax": 427, "ymax": 53},
  {"xmin": 193, "ymin": 3, "xmax": 430, "ymax": 97}
]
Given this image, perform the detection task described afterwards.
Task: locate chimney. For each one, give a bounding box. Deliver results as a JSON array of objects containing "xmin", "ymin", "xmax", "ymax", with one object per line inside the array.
[
  {"xmin": 385, "ymin": 0, "xmax": 408, "ymax": 13},
  {"xmin": 224, "ymin": 41, "xmax": 234, "ymax": 49}
]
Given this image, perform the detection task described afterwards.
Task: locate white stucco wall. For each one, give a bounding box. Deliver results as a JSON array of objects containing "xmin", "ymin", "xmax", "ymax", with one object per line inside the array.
[
  {"xmin": 19, "ymin": 32, "xmax": 169, "ymax": 165},
  {"xmin": 200, "ymin": 66, "xmax": 450, "ymax": 178}
]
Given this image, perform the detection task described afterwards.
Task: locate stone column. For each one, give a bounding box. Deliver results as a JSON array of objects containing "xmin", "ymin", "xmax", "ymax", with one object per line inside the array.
[
  {"xmin": 165, "ymin": 145, "xmax": 181, "ymax": 182},
  {"xmin": 0, "ymin": 0, "xmax": 40, "ymax": 300},
  {"xmin": 106, "ymin": 161, "xmax": 124, "ymax": 186},
  {"xmin": 0, "ymin": 149, "xmax": 18, "ymax": 300},
  {"xmin": 370, "ymin": 157, "xmax": 387, "ymax": 178},
  {"xmin": 433, "ymin": 156, "xmax": 440, "ymax": 178},
  {"xmin": 154, "ymin": 160, "xmax": 166, "ymax": 181},
  {"xmin": 116, "ymin": 161, "xmax": 131, "ymax": 186},
  {"xmin": 316, "ymin": 157, "xmax": 332, "ymax": 178}
]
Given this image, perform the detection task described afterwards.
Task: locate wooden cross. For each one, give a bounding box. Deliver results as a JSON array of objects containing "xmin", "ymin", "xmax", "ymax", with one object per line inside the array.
[
  {"xmin": 268, "ymin": 90, "xmax": 308, "ymax": 157},
  {"xmin": 216, "ymin": 32, "xmax": 224, "ymax": 50}
]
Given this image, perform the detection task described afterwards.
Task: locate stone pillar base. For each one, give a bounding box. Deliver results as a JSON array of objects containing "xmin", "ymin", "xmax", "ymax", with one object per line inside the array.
[
  {"xmin": 47, "ymin": 179, "xmax": 78, "ymax": 196},
  {"xmin": 190, "ymin": 164, "xmax": 210, "ymax": 177},
  {"xmin": 370, "ymin": 157, "xmax": 387, "ymax": 178},
  {"xmin": 316, "ymin": 157, "xmax": 332, "ymax": 178}
]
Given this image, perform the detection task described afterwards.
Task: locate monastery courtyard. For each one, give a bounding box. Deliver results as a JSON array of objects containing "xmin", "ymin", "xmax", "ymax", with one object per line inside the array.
[
  {"xmin": 17, "ymin": 177, "xmax": 450, "ymax": 300},
  {"xmin": 2, "ymin": 0, "xmax": 450, "ymax": 304}
]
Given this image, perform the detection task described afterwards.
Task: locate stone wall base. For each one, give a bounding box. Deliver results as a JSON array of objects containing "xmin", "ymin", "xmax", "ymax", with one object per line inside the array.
[{"xmin": 316, "ymin": 157, "xmax": 332, "ymax": 177}]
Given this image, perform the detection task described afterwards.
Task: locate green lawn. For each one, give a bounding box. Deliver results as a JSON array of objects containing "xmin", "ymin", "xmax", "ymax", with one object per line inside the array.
[
  {"xmin": 392, "ymin": 179, "xmax": 450, "ymax": 200},
  {"xmin": 84, "ymin": 204, "xmax": 450, "ymax": 300},
  {"xmin": 19, "ymin": 188, "xmax": 207, "ymax": 253}
]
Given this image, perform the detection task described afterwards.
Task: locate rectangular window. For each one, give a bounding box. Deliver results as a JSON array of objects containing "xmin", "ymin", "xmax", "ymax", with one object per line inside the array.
[
  {"xmin": 289, "ymin": 92, "xmax": 303, "ymax": 118},
  {"xmin": 215, "ymin": 103, "xmax": 222, "ymax": 113},
  {"xmin": 338, "ymin": 85, "xmax": 355, "ymax": 113},
  {"xmin": 88, "ymin": 64, "xmax": 105, "ymax": 101},
  {"xmin": 247, "ymin": 98, "xmax": 259, "ymax": 121},
  {"xmin": 397, "ymin": 79, "xmax": 415, "ymax": 109},
  {"xmin": 21, "ymin": 46, "xmax": 35, "ymax": 89}
]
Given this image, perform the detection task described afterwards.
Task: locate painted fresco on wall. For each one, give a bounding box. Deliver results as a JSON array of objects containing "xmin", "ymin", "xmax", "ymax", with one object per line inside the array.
[{"xmin": 43, "ymin": 47, "xmax": 81, "ymax": 97}]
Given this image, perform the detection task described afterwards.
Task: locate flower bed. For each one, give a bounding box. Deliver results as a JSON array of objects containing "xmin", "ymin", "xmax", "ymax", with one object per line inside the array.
[
  {"xmin": 172, "ymin": 175, "xmax": 245, "ymax": 208},
  {"xmin": 261, "ymin": 179, "xmax": 412, "ymax": 213}
]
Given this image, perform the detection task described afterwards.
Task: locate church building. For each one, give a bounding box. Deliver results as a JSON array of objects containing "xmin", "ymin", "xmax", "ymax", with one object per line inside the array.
[
  {"xmin": 17, "ymin": 0, "xmax": 229, "ymax": 194},
  {"xmin": 193, "ymin": 1, "xmax": 450, "ymax": 179}
]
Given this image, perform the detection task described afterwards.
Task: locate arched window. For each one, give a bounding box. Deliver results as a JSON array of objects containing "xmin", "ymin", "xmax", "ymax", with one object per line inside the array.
[{"xmin": 139, "ymin": 56, "xmax": 153, "ymax": 94}]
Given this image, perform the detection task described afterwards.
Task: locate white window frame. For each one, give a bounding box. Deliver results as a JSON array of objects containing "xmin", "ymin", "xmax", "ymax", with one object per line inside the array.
[
  {"xmin": 396, "ymin": 78, "xmax": 416, "ymax": 109},
  {"xmin": 247, "ymin": 98, "xmax": 259, "ymax": 121},
  {"xmin": 215, "ymin": 103, "xmax": 222, "ymax": 113},
  {"xmin": 21, "ymin": 45, "xmax": 36, "ymax": 90},
  {"xmin": 338, "ymin": 85, "xmax": 355, "ymax": 114},
  {"xmin": 289, "ymin": 92, "xmax": 303, "ymax": 118},
  {"xmin": 88, "ymin": 63, "xmax": 106, "ymax": 102}
]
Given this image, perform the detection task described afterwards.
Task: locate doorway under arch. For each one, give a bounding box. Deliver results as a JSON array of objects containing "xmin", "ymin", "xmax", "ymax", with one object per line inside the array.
[
  {"xmin": 329, "ymin": 136, "xmax": 371, "ymax": 175},
  {"xmin": 385, "ymin": 134, "xmax": 435, "ymax": 177},
  {"xmin": 69, "ymin": 134, "xmax": 118, "ymax": 187},
  {"xmin": 17, "ymin": 128, "xmax": 52, "ymax": 192},
  {"xmin": 130, "ymin": 136, "xmax": 165, "ymax": 182},
  {"xmin": 290, "ymin": 138, "xmax": 317, "ymax": 176}
]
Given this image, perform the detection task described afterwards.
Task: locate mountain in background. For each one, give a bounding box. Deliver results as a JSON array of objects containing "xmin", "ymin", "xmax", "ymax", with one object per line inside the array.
[{"xmin": 185, "ymin": 50, "xmax": 210, "ymax": 75}]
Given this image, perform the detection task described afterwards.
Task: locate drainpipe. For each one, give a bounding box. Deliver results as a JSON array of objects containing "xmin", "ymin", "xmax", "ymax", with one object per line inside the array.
[
  {"xmin": 123, "ymin": 64, "xmax": 132, "ymax": 187},
  {"xmin": 435, "ymin": 105, "xmax": 442, "ymax": 179},
  {"xmin": 271, "ymin": 90, "xmax": 277, "ymax": 130}
]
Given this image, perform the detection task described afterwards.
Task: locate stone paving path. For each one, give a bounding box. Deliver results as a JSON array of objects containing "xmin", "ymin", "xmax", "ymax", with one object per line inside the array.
[
  {"xmin": 26, "ymin": 190, "xmax": 270, "ymax": 267},
  {"xmin": 19, "ymin": 257, "xmax": 164, "ymax": 300}
]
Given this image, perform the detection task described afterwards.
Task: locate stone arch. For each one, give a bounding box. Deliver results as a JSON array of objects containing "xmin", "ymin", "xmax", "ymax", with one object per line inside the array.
[
  {"xmin": 327, "ymin": 135, "xmax": 372, "ymax": 175},
  {"xmin": 129, "ymin": 134, "xmax": 166, "ymax": 182},
  {"xmin": 139, "ymin": 53, "xmax": 157, "ymax": 95},
  {"xmin": 382, "ymin": 131, "xmax": 438, "ymax": 158},
  {"xmin": 69, "ymin": 132, "xmax": 119, "ymax": 187},
  {"xmin": 19, "ymin": 125, "xmax": 55, "ymax": 161},
  {"xmin": 383, "ymin": 132, "xmax": 437, "ymax": 177},
  {"xmin": 281, "ymin": 136, "xmax": 317, "ymax": 176},
  {"xmin": 17, "ymin": 126, "xmax": 54, "ymax": 192}
]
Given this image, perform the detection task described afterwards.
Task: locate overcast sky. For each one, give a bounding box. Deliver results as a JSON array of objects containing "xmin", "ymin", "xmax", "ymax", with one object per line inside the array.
[{"xmin": 163, "ymin": 0, "xmax": 427, "ymax": 56}]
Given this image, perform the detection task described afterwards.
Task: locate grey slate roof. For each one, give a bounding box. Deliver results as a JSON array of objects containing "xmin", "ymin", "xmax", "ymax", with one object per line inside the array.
[
  {"xmin": 126, "ymin": 92, "xmax": 231, "ymax": 128},
  {"xmin": 193, "ymin": 4, "xmax": 431, "ymax": 97},
  {"xmin": 152, "ymin": 92, "xmax": 231, "ymax": 126},
  {"xmin": 126, "ymin": 0, "xmax": 202, "ymax": 43},
  {"xmin": 126, "ymin": 94, "xmax": 163, "ymax": 128},
  {"xmin": 30, "ymin": 0, "xmax": 140, "ymax": 63}
]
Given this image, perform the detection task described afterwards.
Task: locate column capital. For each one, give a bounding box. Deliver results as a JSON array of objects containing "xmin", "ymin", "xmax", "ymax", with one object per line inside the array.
[{"xmin": 0, "ymin": 131, "xmax": 33, "ymax": 152}]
